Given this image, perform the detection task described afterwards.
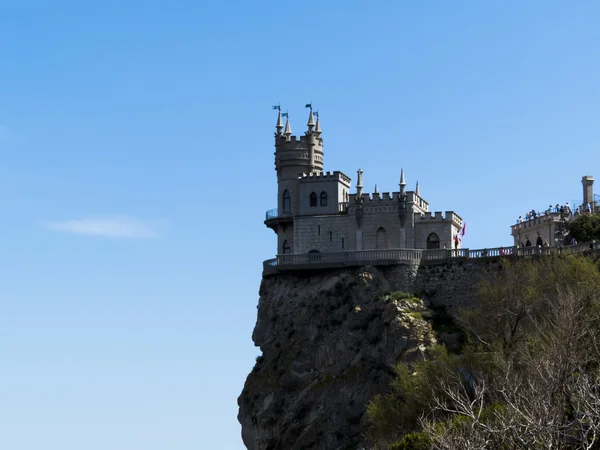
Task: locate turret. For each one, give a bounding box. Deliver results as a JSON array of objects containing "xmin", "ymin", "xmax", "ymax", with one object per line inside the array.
[
  {"xmin": 415, "ymin": 180, "xmax": 420, "ymax": 196},
  {"xmin": 275, "ymin": 111, "xmax": 283, "ymax": 136},
  {"xmin": 582, "ymin": 176, "xmax": 594, "ymax": 206},
  {"xmin": 284, "ymin": 115, "xmax": 292, "ymax": 139},
  {"xmin": 399, "ymin": 168, "xmax": 406, "ymax": 197},
  {"xmin": 307, "ymin": 106, "xmax": 315, "ymax": 133},
  {"xmin": 356, "ymin": 169, "xmax": 364, "ymax": 198},
  {"xmin": 315, "ymin": 112, "xmax": 321, "ymax": 136},
  {"xmin": 306, "ymin": 105, "xmax": 316, "ymax": 172}
]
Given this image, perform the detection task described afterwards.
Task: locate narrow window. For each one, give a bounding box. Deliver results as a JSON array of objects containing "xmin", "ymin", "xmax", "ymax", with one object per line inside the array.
[
  {"xmin": 329, "ymin": 231, "xmax": 333, "ymax": 242},
  {"xmin": 282, "ymin": 239, "xmax": 291, "ymax": 254},
  {"xmin": 318, "ymin": 225, "xmax": 320, "ymax": 236},
  {"xmin": 309, "ymin": 192, "xmax": 317, "ymax": 207},
  {"xmin": 282, "ymin": 189, "xmax": 291, "ymax": 213},
  {"xmin": 320, "ymin": 191, "xmax": 328, "ymax": 207},
  {"xmin": 341, "ymin": 237, "xmax": 345, "ymax": 249}
]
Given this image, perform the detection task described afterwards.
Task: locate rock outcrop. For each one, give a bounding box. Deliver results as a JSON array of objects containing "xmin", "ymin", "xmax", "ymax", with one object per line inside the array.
[{"xmin": 237, "ymin": 266, "xmax": 437, "ymax": 450}]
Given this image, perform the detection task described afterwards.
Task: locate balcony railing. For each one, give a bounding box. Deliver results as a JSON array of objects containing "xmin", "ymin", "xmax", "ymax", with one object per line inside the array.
[
  {"xmin": 263, "ymin": 242, "xmax": 600, "ymax": 274},
  {"xmin": 265, "ymin": 208, "xmax": 292, "ymax": 221}
]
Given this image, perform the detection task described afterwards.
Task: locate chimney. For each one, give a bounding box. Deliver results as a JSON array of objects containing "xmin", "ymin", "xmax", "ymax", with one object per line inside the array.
[{"xmin": 582, "ymin": 176, "xmax": 594, "ymax": 205}]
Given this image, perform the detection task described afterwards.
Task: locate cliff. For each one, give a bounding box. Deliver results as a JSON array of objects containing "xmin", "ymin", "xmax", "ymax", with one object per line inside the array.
[{"xmin": 237, "ymin": 266, "xmax": 438, "ymax": 450}]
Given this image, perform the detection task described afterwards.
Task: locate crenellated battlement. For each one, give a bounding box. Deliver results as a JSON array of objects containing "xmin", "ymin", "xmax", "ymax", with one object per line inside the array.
[
  {"xmin": 419, "ymin": 211, "xmax": 463, "ymax": 225},
  {"xmin": 349, "ymin": 192, "xmax": 398, "ymax": 202},
  {"xmin": 299, "ymin": 171, "xmax": 351, "ymax": 185},
  {"xmin": 347, "ymin": 190, "xmax": 429, "ymax": 208},
  {"xmin": 276, "ymin": 134, "xmax": 323, "ymax": 149}
]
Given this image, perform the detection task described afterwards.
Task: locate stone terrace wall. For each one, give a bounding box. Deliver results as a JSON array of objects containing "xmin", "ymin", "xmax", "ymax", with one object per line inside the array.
[{"xmin": 378, "ymin": 257, "xmax": 506, "ymax": 315}]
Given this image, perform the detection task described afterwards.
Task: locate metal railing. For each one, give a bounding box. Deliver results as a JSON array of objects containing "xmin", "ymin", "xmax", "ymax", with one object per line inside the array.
[
  {"xmin": 263, "ymin": 242, "xmax": 600, "ymax": 274},
  {"xmin": 265, "ymin": 208, "xmax": 292, "ymax": 221}
]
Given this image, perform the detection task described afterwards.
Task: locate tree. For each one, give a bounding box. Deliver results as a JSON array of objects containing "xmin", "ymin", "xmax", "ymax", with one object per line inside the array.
[
  {"xmin": 365, "ymin": 255, "xmax": 600, "ymax": 449},
  {"xmin": 569, "ymin": 212, "xmax": 600, "ymax": 243}
]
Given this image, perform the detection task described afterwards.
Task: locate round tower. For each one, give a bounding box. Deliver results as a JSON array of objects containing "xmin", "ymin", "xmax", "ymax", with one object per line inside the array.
[{"xmin": 274, "ymin": 107, "xmax": 324, "ymax": 217}]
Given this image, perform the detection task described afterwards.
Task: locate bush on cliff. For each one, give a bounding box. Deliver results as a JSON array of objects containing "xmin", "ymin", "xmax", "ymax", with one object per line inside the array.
[{"xmin": 365, "ymin": 254, "xmax": 600, "ymax": 450}]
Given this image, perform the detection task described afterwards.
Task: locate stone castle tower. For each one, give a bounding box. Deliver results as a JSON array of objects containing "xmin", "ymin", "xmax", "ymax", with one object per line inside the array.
[
  {"xmin": 265, "ymin": 106, "xmax": 464, "ymax": 256},
  {"xmin": 274, "ymin": 107, "xmax": 324, "ymax": 219}
]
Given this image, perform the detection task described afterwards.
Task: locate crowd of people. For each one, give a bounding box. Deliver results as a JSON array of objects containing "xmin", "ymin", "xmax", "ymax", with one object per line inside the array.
[{"xmin": 517, "ymin": 202, "xmax": 595, "ymax": 224}]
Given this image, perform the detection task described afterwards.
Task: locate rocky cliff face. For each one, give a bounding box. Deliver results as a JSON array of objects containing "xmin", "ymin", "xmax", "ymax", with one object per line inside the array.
[{"xmin": 237, "ymin": 266, "xmax": 437, "ymax": 450}]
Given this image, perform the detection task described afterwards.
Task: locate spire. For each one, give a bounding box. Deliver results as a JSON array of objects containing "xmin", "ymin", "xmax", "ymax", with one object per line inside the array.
[
  {"xmin": 415, "ymin": 180, "xmax": 420, "ymax": 196},
  {"xmin": 315, "ymin": 111, "xmax": 321, "ymax": 135},
  {"xmin": 276, "ymin": 111, "xmax": 283, "ymax": 136},
  {"xmin": 374, "ymin": 184, "xmax": 379, "ymax": 194},
  {"xmin": 307, "ymin": 106, "xmax": 315, "ymax": 132},
  {"xmin": 356, "ymin": 169, "xmax": 364, "ymax": 198},
  {"xmin": 399, "ymin": 168, "xmax": 406, "ymax": 196},
  {"xmin": 284, "ymin": 116, "xmax": 292, "ymax": 136}
]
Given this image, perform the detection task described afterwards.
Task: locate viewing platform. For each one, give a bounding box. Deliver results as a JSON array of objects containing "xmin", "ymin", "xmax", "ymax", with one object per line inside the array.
[
  {"xmin": 262, "ymin": 242, "xmax": 600, "ymax": 276},
  {"xmin": 264, "ymin": 208, "xmax": 293, "ymax": 230},
  {"xmin": 265, "ymin": 202, "xmax": 349, "ymax": 226}
]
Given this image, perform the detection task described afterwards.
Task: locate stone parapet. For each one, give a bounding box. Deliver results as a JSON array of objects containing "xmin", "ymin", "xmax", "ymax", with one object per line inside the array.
[{"xmin": 262, "ymin": 242, "xmax": 600, "ymax": 276}]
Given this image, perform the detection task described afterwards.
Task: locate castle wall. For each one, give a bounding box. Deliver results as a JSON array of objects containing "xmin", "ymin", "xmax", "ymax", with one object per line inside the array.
[
  {"xmin": 293, "ymin": 215, "xmax": 351, "ymax": 253},
  {"xmin": 298, "ymin": 175, "xmax": 350, "ymax": 216},
  {"xmin": 277, "ymin": 223, "xmax": 294, "ymax": 254},
  {"xmin": 414, "ymin": 215, "xmax": 461, "ymax": 249},
  {"xmin": 277, "ymin": 179, "xmax": 300, "ymax": 216},
  {"xmin": 356, "ymin": 207, "xmax": 404, "ymax": 249},
  {"xmin": 511, "ymin": 217, "xmax": 556, "ymax": 247}
]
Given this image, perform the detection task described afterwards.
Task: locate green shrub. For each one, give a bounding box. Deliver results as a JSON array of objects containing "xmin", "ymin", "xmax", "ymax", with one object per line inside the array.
[
  {"xmin": 388, "ymin": 291, "xmax": 417, "ymax": 301},
  {"xmin": 389, "ymin": 431, "xmax": 431, "ymax": 449}
]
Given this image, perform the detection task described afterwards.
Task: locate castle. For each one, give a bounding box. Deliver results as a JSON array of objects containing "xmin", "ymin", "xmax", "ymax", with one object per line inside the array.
[{"xmin": 264, "ymin": 106, "xmax": 464, "ymax": 255}]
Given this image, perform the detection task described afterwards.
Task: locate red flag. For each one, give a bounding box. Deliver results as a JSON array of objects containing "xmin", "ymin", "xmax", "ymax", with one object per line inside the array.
[{"xmin": 461, "ymin": 223, "xmax": 466, "ymax": 236}]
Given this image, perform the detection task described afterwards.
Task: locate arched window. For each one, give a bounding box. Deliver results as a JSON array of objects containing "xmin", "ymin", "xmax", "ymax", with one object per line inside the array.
[
  {"xmin": 526, "ymin": 239, "xmax": 532, "ymax": 247},
  {"xmin": 376, "ymin": 227, "xmax": 388, "ymax": 249},
  {"xmin": 309, "ymin": 192, "xmax": 317, "ymax": 207},
  {"xmin": 536, "ymin": 236, "xmax": 543, "ymax": 247},
  {"xmin": 282, "ymin": 239, "xmax": 291, "ymax": 254},
  {"xmin": 320, "ymin": 191, "xmax": 328, "ymax": 207},
  {"xmin": 282, "ymin": 190, "xmax": 291, "ymax": 213},
  {"xmin": 427, "ymin": 233, "xmax": 440, "ymax": 249}
]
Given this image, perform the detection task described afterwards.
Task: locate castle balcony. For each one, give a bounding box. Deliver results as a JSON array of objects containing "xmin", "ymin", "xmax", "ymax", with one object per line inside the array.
[
  {"xmin": 264, "ymin": 208, "xmax": 293, "ymax": 231},
  {"xmin": 510, "ymin": 211, "xmax": 569, "ymax": 235}
]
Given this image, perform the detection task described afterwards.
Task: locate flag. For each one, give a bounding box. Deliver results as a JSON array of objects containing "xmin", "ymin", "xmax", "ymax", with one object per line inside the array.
[
  {"xmin": 305, "ymin": 103, "xmax": 312, "ymax": 108},
  {"xmin": 461, "ymin": 223, "xmax": 466, "ymax": 236},
  {"xmin": 272, "ymin": 105, "xmax": 280, "ymax": 110}
]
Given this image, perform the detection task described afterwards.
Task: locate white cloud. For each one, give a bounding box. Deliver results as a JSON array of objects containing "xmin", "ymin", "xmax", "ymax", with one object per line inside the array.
[{"xmin": 45, "ymin": 216, "xmax": 159, "ymax": 239}]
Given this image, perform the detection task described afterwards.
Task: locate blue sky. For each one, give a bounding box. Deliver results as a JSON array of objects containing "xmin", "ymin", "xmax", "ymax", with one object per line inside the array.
[{"xmin": 1, "ymin": 1, "xmax": 599, "ymax": 449}]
